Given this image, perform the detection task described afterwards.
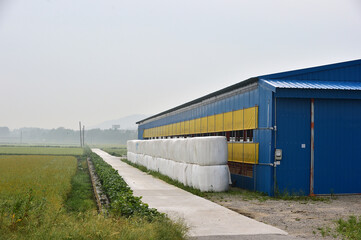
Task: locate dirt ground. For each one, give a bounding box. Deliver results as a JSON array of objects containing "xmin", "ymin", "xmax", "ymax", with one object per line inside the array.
[{"xmin": 206, "ymin": 192, "xmax": 361, "ymax": 239}]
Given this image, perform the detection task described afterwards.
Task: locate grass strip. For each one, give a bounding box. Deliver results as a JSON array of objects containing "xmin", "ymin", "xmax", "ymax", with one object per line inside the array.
[{"xmin": 65, "ymin": 156, "xmax": 97, "ymax": 212}]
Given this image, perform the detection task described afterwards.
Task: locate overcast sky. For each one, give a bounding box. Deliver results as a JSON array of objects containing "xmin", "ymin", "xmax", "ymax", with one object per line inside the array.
[{"xmin": 1, "ymin": 0, "xmax": 360, "ymax": 130}]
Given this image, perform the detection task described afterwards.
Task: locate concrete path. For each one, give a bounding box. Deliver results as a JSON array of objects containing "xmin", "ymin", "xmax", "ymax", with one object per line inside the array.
[{"xmin": 92, "ymin": 149, "xmax": 289, "ymax": 239}]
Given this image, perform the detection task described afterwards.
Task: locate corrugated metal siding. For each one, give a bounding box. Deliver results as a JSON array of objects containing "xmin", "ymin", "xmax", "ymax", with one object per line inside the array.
[
  {"xmin": 138, "ymin": 88, "xmax": 260, "ymax": 135},
  {"xmin": 261, "ymin": 79, "xmax": 361, "ymax": 90},
  {"xmin": 314, "ymin": 99, "xmax": 361, "ymax": 194},
  {"xmin": 275, "ymin": 98, "xmax": 311, "ymax": 195}
]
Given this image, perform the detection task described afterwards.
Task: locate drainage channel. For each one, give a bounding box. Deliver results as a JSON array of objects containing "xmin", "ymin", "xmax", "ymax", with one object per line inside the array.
[{"xmin": 87, "ymin": 157, "xmax": 110, "ymax": 214}]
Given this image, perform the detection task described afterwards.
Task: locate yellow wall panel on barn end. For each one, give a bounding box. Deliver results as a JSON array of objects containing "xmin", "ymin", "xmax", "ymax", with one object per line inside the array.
[
  {"xmin": 195, "ymin": 118, "xmax": 201, "ymax": 134},
  {"xmin": 184, "ymin": 120, "xmax": 190, "ymax": 135},
  {"xmin": 232, "ymin": 143, "xmax": 244, "ymax": 162},
  {"xmin": 215, "ymin": 113, "xmax": 224, "ymax": 132},
  {"xmin": 180, "ymin": 121, "xmax": 185, "ymax": 135},
  {"xmin": 200, "ymin": 117, "xmax": 208, "ymax": 133},
  {"xmin": 208, "ymin": 115, "xmax": 215, "ymax": 132},
  {"xmin": 233, "ymin": 109, "xmax": 244, "ymax": 130},
  {"xmin": 243, "ymin": 143, "xmax": 259, "ymax": 164},
  {"xmin": 189, "ymin": 119, "xmax": 195, "ymax": 134},
  {"xmin": 244, "ymin": 106, "xmax": 258, "ymax": 130},
  {"xmin": 224, "ymin": 112, "xmax": 233, "ymax": 131},
  {"xmin": 227, "ymin": 143, "xmax": 233, "ymax": 162}
]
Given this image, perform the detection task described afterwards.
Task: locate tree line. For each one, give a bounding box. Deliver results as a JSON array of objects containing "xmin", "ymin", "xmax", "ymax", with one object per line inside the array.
[{"xmin": 0, "ymin": 127, "xmax": 137, "ymax": 145}]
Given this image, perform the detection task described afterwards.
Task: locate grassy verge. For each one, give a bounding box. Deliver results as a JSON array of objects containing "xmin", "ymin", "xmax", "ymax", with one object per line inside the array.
[
  {"xmin": 101, "ymin": 147, "xmax": 127, "ymax": 157},
  {"xmin": 65, "ymin": 156, "xmax": 97, "ymax": 212}
]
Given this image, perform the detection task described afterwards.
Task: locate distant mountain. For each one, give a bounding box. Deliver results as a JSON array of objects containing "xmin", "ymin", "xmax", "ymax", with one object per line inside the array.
[{"xmin": 89, "ymin": 114, "xmax": 149, "ymax": 130}]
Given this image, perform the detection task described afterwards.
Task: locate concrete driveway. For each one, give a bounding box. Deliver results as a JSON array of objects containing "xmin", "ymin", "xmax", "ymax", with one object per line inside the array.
[{"xmin": 92, "ymin": 149, "xmax": 291, "ymax": 239}]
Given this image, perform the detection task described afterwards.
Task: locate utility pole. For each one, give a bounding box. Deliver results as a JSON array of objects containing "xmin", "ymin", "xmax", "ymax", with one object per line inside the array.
[
  {"xmin": 79, "ymin": 121, "xmax": 82, "ymax": 147},
  {"xmin": 82, "ymin": 125, "xmax": 85, "ymax": 147}
]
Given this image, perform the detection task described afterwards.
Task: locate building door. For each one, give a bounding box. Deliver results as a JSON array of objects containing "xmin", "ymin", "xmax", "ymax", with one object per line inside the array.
[
  {"xmin": 276, "ymin": 98, "xmax": 311, "ymax": 195},
  {"xmin": 314, "ymin": 99, "xmax": 361, "ymax": 194}
]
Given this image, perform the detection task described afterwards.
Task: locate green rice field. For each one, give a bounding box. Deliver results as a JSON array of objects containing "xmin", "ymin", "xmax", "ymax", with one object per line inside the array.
[
  {"xmin": 0, "ymin": 150, "xmax": 186, "ymax": 239},
  {"xmin": 0, "ymin": 146, "xmax": 83, "ymax": 155}
]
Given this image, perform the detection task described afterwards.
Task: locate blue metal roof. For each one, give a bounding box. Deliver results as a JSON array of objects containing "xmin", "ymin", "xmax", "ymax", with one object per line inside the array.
[
  {"xmin": 260, "ymin": 79, "xmax": 361, "ymax": 91},
  {"xmin": 259, "ymin": 59, "xmax": 361, "ymax": 81}
]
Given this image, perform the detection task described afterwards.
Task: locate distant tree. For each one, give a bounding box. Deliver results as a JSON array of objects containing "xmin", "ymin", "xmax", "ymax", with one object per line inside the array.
[{"xmin": 0, "ymin": 127, "xmax": 10, "ymax": 136}]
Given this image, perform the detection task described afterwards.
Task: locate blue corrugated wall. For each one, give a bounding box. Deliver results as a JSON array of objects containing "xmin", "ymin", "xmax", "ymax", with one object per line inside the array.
[
  {"xmin": 314, "ymin": 99, "xmax": 361, "ymax": 194},
  {"xmin": 275, "ymin": 98, "xmax": 311, "ymax": 195}
]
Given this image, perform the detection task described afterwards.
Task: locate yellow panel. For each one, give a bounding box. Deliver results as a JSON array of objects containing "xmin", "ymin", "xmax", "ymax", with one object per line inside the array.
[
  {"xmin": 208, "ymin": 115, "xmax": 215, "ymax": 132},
  {"xmin": 180, "ymin": 121, "xmax": 185, "ymax": 135},
  {"xmin": 227, "ymin": 143, "xmax": 233, "ymax": 162},
  {"xmin": 155, "ymin": 127, "xmax": 158, "ymax": 137},
  {"xmin": 184, "ymin": 120, "xmax": 190, "ymax": 135},
  {"xmin": 200, "ymin": 117, "xmax": 207, "ymax": 133},
  {"xmin": 244, "ymin": 106, "xmax": 258, "ymax": 130},
  {"xmin": 233, "ymin": 109, "xmax": 244, "ymax": 130},
  {"xmin": 215, "ymin": 113, "xmax": 224, "ymax": 132},
  {"xmin": 163, "ymin": 125, "xmax": 167, "ymax": 136},
  {"xmin": 172, "ymin": 123, "xmax": 177, "ymax": 136},
  {"xmin": 176, "ymin": 122, "xmax": 181, "ymax": 135},
  {"xmin": 161, "ymin": 125, "xmax": 165, "ymax": 136},
  {"xmin": 143, "ymin": 129, "xmax": 146, "ymax": 138},
  {"xmin": 244, "ymin": 143, "xmax": 259, "ymax": 164},
  {"xmin": 195, "ymin": 118, "xmax": 201, "ymax": 134},
  {"xmin": 167, "ymin": 124, "xmax": 172, "ymax": 136},
  {"xmin": 232, "ymin": 143, "xmax": 244, "ymax": 162},
  {"xmin": 224, "ymin": 111, "xmax": 233, "ymax": 131},
  {"xmin": 189, "ymin": 119, "xmax": 195, "ymax": 134}
]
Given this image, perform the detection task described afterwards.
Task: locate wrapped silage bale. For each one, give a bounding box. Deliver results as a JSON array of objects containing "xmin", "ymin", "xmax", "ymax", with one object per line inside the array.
[
  {"xmin": 165, "ymin": 158, "xmax": 175, "ymax": 180},
  {"xmin": 159, "ymin": 139, "xmax": 167, "ymax": 159},
  {"xmin": 145, "ymin": 155, "xmax": 153, "ymax": 170},
  {"xmin": 197, "ymin": 165, "xmax": 230, "ymax": 192},
  {"xmin": 127, "ymin": 152, "xmax": 134, "ymax": 162},
  {"xmin": 150, "ymin": 156, "xmax": 158, "ymax": 172},
  {"xmin": 171, "ymin": 139, "xmax": 181, "ymax": 163},
  {"xmin": 191, "ymin": 137, "xmax": 228, "ymax": 166},
  {"xmin": 184, "ymin": 163, "xmax": 193, "ymax": 187},
  {"xmin": 173, "ymin": 162, "xmax": 185, "ymax": 184},
  {"xmin": 191, "ymin": 164, "xmax": 200, "ymax": 190},
  {"xmin": 157, "ymin": 158, "xmax": 167, "ymax": 176}
]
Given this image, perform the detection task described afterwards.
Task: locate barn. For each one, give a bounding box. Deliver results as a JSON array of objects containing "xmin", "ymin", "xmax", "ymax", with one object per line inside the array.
[{"xmin": 136, "ymin": 59, "xmax": 361, "ymax": 196}]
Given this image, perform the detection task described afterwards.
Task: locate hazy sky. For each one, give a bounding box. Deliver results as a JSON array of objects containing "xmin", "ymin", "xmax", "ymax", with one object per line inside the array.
[{"xmin": 1, "ymin": 0, "xmax": 361, "ymax": 130}]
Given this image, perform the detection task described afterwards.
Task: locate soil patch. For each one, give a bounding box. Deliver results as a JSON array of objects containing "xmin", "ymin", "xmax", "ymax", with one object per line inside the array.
[{"xmin": 206, "ymin": 193, "xmax": 361, "ymax": 239}]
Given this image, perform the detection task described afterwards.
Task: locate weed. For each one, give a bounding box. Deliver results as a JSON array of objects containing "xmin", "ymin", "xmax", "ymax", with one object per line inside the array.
[{"xmin": 336, "ymin": 216, "xmax": 361, "ymax": 239}]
